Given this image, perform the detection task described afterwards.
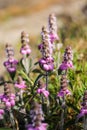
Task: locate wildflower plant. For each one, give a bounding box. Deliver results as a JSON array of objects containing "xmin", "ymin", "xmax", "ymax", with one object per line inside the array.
[{"xmin": 0, "ymin": 13, "xmax": 86, "ymax": 130}]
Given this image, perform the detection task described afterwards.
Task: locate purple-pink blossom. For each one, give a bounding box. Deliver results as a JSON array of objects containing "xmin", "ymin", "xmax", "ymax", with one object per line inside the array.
[
  {"xmin": 57, "ymin": 74, "xmax": 71, "ymax": 98},
  {"xmin": 50, "ymin": 33, "xmax": 59, "ymax": 43},
  {"xmin": 37, "ymin": 88, "xmax": 49, "ymax": 98},
  {"xmin": 1, "ymin": 93, "xmax": 15, "ymax": 109},
  {"xmin": 4, "ymin": 59, "xmax": 18, "ymax": 73},
  {"xmin": 15, "ymin": 76, "xmax": 26, "ymax": 89},
  {"xmin": 20, "ymin": 31, "xmax": 31, "ymax": 55},
  {"xmin": 48, "ymin": 13, "xmax": 59, "ymax": 43},
  {"xmin": 57, "ymin": 89, "xmax": 71, "ymax": 97},
  {"xmin": 58, "ymin": 46, "xmax": 73, "ymax": 71},
  {"xmin": 4, "ymin": 44, "xmax": 18, "ymax": 74},
  {"xmin": 39, "ymin": 57, "xmax": 54, "ymax": 72},
  {"xmin": 26, "ymin": 123, "xmax": 48, "ymax": 130},
  {"xmin": 77, "ymin": 90, "xmax": 87, "ymax": 120},
  {"xmin": 0, "ymin": 109, "xmax": 4, "ymax": 119},
  {"xmin": 20, "ymin": 44, "xmax": 31, "ymax": 55},
  {"xmin": 77, "ymin": 108, "xmax": 87, "ymax": 119},
  {"xmin": 59, "ymin": 61, "xmax": 74, "ymax": 71}
]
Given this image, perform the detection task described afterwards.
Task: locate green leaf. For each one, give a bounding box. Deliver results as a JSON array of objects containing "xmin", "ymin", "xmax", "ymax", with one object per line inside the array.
[
  {"xmin": 32, "ymin": 69, "xmax": 42, "ymax": 74},
  {"xmin": 18, "ymin": 70, "xmax": 33, "ymax": 85},
  {"xmin": 33, "ymin": 73, "xmax": 44, "ymax": 89},
  {"xmin": 22, "ymin": 56, "xmax": 30, "ymax": 74}
]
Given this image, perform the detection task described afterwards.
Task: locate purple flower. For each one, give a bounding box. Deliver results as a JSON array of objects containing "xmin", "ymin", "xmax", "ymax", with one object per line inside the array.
[
  {"xmin": 39, "ymin": 57, "xmax": 54, "ymax": 72},
  {"xmin": 20, "ymin": 44, "xmax": 31, "ymax": 55},
  {"xmin": 38, "ymin": 43, "xmax": 43, "ymax": 51},
  {"xmin": 57, "ymin": 74, "xmax": 71, "ymax": 98},
  {"xmin": 26, "ymin": 123, "xmax": 48, "ymax": 130},
  {"xmin": 4, "ymin": 44, "xmax": 18, "ymax": 74},
  {"xmin": 77, "ymin": 90, "xmax": 87, "ymax": 120},
  {"xmin": 15, "ymin": 81, "xmax": 26, "ymax": 89},
  {"xmin": 4, "ymin": 59, "xmax": 18, "ymax": 73},
  {"xmin": 50, "ymin": 33, "xmax": 59, "ymax": 43},
  {"xmin": 20, "ymin": 31, "xmax": 31, "ymax": 55},
  {"xmin": 38, "ymin": 26, "xmax": 54, "ymax": 72},
  {"xmin": 15, "ymin": 76, "xmax": 26, "ymax": 89},
  {"xmin": 0, "ymin": 109, "xmax": 4, "ymax": 120},
  {"xmin": 58, "ymin": 46, "xmax": 73, "ymax": 72},
  {"xmin": 48, "ymin": 13, "xmax": 59, "ymax": 43},
  {"xmin": 77, "ymin": 108, "xmax": 87, "ymax": 120},
  {"xmin": 1, "ymin": 94, "xmax": 15, "ymax": 109},
  {"xmin": 59, "ymin": 61, "xmax": 74, "ymax": 71},
  {"xmin": 37, "ymin": 88, "xmax": 49, "ymax": 98},
  {"xmin": 57, "ymin": 89, "xmax": 71, "ymax": 97}
]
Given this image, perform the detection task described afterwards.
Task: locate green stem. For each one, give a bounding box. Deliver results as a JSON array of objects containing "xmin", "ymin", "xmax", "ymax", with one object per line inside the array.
[
  {"xmin": 46, "ymin": 72, "xmax": 48, "ymax": 90},
  {"xmin": 9, "ymin": 109, "xmax": 16, "ymax": 130},
  {"xmin": 83, "ymin": 115, "xmax": 87, "ymax": 130}
]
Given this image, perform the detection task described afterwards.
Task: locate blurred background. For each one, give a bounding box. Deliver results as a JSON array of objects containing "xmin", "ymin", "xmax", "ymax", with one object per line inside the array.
[{"xmin": 0, "ymin": 0, "xmax": 87, "ymax": 75}]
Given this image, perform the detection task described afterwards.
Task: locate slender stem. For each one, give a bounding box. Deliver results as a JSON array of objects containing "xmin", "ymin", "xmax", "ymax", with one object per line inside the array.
[
  {"xmin": 20, "ymin": 90, "xmax": 24, "ymax": 106},
  {"xmin": 60, "ymin": 97, "xmax": 65, "ymax": 130},
  {"xmin": 57, "ymin": 51, "xmax": 60, "ymax": 69},
  {"xmin": 20, "ymin": 90, "xmax": 28, "ymax": 125},
  {"xmin": 60, "ymin": 109, "xmax": 64, "ymax": 130},
  {"xmin": 41, "ymin": 94, "xmax": 44, "ymax": 104},
  {"xmin": 46, "ymin": 72, "xmax": 48, "ymax": 90},
  {"xmin": 83, "ymin": 115, "xmax": 87, "ymax": 130},
  {"xmin": 45, "ymin": 71, "xmax": 50, "ymax": 115},
  {"xmin": 9, "ymin": 109, "xmax": 16, "ymax": 130}
]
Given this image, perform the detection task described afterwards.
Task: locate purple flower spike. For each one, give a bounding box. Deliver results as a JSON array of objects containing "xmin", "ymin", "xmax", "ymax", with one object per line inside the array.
[
  {"xmin": 58, "ymin": 46, "xmax": 73, "ymax": 72},
  {"xmin": 15, "ymin": 76, "xmax": 26, "ymax": 89},
  {"xmin": 37, "ymin": 80, "xmax": 49, "ymax": 98},
  {"xmin": 57, "ymin": 75, "xmax": 71, "ymax": 98},
  {"xmin": 4, "ymin": 44, "xmax": 18, "ymax": 75},
  {"xmin": 1, "ymin": 83, "xmax": 15, "ymax": 109},
  {"xmin": 20, "ymin": 31, "xmax": 31, "ymax": 55},
  {"xmin": 38, "ymin": 26, "xmax": 54, "ymax": 72},
  {"xmin": 77, "ymin": 90, "xmax": 87, "ymax": 120},
  {"xmin": 48, "ymin": 13, "xmax": 59, "ymax": 43},
  {"xmin": 26, "ymin": 102, "xmax": 47, "ymax": 130}
]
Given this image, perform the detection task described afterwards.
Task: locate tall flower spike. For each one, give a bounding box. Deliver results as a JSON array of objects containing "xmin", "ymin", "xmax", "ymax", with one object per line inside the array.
[
  {"xmin": 77, "ymin": 90, "xmax": 87, "ymax": 120},
  {"xmin": 48, "ymin": 13, "xmax": 59, "ymax": 43},
  {"xmin": 59, "ymin": 46, "xmax": 73, "ymax": 72},
  {"xmin": 37, "ymin": 80, "xmax": 49, "ymax": 98},
  {"xmin": 39, "ymin": 26, "xmax": 53, "ymax": 57},
  {"xmin": 1, "ymin": 83, "xmax": 15, "ymax": 110},
  {"xmin": 39, "ymin": 26, "xmax": 54, "ymax": 72},
  {"xmin": 4, "ymin": 44, "xmax": 18, "ymax": 78},
  {"xmin": 57, "ymin": 74, "xmax": 71, "ymax": 97},
  {"xmin": 20, "ymin": 31, "xmax": 31, "ymax": 55},
  {"xmin": 26, "ymin": 102, "xmax": 47, "ymax": 130}
]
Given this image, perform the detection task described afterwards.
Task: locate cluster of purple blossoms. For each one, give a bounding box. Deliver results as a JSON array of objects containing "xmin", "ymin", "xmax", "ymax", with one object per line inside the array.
[
  {"xmin": 48, "ymin": 13, "xmax": 59, "ymax": 43},
  {"xmin": 15, "ymin": 76, "xmax": 26, "ymax": 89},
  {"xmin": 0, "ymin": 109, "xmax": 4, "ymax": 119},
  {"xmin": 20, "ymin": 31, "xmax": 31, "ymax": 55},
  {"xmin": 37, "ymin": 80, "xmax": 49, "ymax": 98},
  {"xmin": 57, "ymin": 74, "xmax": 71, "ymax": 98},
  {"xmin": 38, "ymin": 26, "xmax": 54, "ymax": 72},
  {"xmin": 0, "ymin": 83, "xmax": 15, "ymax": 110},
  {"xmin": 77, "ymin": 90, "xmax": 87, "ymax": 120},
  {"xmin": 4, "ymin": 44, "xmax": 18, "ymax": 74},
  {"xmin": 26, "ymin": 102, "xmax": 47, "ymax": 130},
  {"xmin": 59, "ymin": 46, "xmax": 74, "ymax": 71}
]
